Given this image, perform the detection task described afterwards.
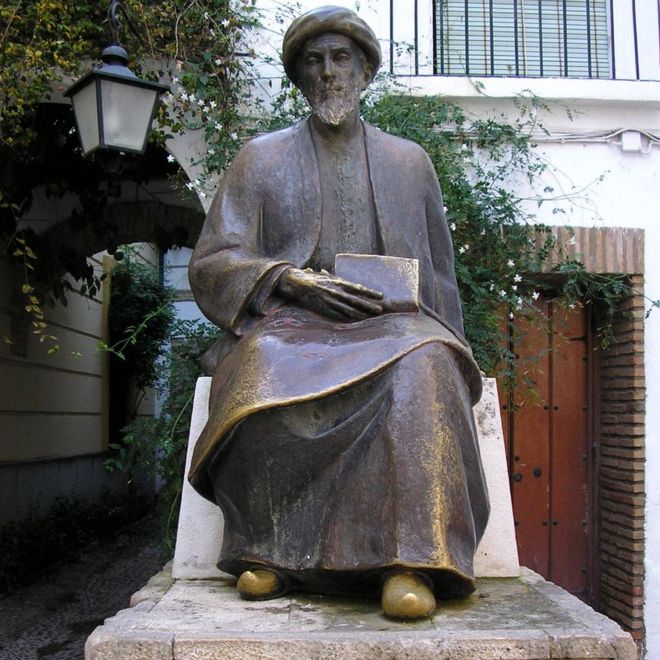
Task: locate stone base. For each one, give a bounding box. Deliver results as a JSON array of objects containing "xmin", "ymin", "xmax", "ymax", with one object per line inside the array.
[{"xmin": 85, "ymin": 565, "xmax": 636, "ymax": 659}]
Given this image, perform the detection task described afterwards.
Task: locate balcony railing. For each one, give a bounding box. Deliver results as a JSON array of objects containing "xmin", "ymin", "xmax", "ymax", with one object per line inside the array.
[{"xmin": 386, "ymin": 0, "xmax": 660, "ymax": 81}]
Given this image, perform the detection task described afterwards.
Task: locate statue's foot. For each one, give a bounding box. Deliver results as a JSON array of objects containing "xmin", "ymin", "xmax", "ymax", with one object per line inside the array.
[
  {"xmin": 381, "ymin": 571, "xmax": 436, "ymax": 620},
  {"xmin": 236, "ymin": 567, "xmax": 288, "ymax": 600}
]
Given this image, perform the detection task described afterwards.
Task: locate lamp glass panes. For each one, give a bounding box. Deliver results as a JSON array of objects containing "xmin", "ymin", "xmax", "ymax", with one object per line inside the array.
[{"xmin": 65, "ymin": 46, "xmax": 168, "ymax": 156}]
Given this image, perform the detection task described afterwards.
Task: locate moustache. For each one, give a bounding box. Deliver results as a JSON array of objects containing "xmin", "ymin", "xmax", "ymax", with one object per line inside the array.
[{"xmin": 316, "ymin": 85, "xmax": 345, "ymax": 94}]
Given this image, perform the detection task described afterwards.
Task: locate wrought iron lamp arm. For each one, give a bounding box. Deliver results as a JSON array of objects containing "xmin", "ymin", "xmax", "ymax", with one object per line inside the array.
[{"xmin": 108, "ymin": 0, "xmax": 148, "ymax": 48}]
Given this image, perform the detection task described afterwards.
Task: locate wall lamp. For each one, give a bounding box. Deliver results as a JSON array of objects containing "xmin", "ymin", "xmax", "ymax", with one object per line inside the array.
[{"xmin": 64, "ymin": 1, "xmax": 169, "ymax": 158}]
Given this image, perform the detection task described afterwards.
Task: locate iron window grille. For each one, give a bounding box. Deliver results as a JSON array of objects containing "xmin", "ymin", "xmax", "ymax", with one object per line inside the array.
[{"xmin": 434, "ymin": 0, "xmax": 611, "ymax": 78}]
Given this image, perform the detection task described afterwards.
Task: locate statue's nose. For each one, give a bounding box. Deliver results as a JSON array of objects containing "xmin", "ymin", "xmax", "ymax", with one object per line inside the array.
[{"xmin": 321, "ymin": 55, "xmax": 334, "ymax": 79}]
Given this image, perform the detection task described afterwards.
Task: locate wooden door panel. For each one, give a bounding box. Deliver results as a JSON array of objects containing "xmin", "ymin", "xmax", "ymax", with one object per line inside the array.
[
  {"xmin": 500, "ymin": 298, "xmax": 594, "ymax": 604},
  {"xmin": 550, "ymin": 304, "xmax": 590, "ymax": 598},
  {"xmin": 510, "ymin": 302, "xmax": 551, "ymax": 576}
]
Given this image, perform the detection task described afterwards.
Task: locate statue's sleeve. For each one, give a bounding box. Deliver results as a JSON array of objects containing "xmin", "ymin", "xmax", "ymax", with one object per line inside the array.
[
  {"xmin": 189, "ymin": 141, "xmax": 291, "ymax": 335},
  {"xmin": 421, "ymin": 151, "xmax": 467, "ymax": 341}
]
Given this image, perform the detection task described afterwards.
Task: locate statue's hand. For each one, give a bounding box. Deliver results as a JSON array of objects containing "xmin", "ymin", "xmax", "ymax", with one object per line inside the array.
[{"xmin": 276, "ymin": 267, "xmax": 383, "ymax": 321}]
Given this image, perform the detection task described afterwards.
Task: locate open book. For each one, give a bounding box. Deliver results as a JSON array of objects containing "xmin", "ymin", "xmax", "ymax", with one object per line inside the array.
[{"xmin": 334, "ymin": 254, "xmax": 419, "ymax": 313}]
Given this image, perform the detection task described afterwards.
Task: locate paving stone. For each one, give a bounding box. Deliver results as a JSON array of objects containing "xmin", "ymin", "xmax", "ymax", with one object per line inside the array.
[{"xmin": 0, "ymin": 515, "xmax": 165, "ymax": 660}]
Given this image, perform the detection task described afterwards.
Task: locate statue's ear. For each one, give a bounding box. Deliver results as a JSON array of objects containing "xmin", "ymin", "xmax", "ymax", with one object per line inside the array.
[{"xmin": 362, "ymin": 64, "xmax": 374, "ymax": 89}]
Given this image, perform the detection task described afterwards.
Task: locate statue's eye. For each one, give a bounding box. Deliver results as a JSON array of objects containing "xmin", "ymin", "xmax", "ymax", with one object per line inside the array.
[
  {"xmin": 304, "ymin": 54, "xmax": 321, "ymax": 65},
  {"xmin": 335, "ymin": 52, "xmax": 350, "ymax": 62}
]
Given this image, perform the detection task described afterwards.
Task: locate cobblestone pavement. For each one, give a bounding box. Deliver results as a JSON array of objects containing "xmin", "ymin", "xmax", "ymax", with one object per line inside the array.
[{"xmin": 0, "ymin": 515, "xmax": 167, "ymax": 660}]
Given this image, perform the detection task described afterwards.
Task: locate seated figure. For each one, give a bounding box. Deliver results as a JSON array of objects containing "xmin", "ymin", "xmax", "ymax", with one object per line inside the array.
[{"xmin": 188, "ymin": 5, "xmax": 489, "ymax": 620}]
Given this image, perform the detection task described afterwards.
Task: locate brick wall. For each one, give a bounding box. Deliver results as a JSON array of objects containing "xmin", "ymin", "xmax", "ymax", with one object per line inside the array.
[{"xmin": 597, "ymin": 274, "xmax": 646, "ymax": 652}]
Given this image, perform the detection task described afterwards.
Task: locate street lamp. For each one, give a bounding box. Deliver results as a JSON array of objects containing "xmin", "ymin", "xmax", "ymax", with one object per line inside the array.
[{"xmin": 64, "ymin": 1, "xmax": 169, "ymax": 158}]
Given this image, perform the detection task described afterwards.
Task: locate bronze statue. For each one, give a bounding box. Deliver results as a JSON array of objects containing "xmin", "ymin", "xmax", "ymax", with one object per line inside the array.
[{"xmin": 188, "ymin": 5, "xmax": 489, "ymax": 620}]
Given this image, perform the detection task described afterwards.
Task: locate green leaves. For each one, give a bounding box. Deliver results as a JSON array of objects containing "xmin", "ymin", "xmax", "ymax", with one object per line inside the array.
[
  {"xmin": 108, "ymin": 258, "xmax": 175, "ymax": 390},
  {"xmin": 358, "ymin": 90, "xmax": 635, "ymax": 375}
]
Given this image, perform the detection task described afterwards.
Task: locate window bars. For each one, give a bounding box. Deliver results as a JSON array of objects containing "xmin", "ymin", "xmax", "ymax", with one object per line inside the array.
[
  {"xmin": 387, "ymin": 0, "xmax": 645, "ymax": 79},
  {"xmin": 435, "ymin": 0, "xmax": 611, "ymax": 78}
]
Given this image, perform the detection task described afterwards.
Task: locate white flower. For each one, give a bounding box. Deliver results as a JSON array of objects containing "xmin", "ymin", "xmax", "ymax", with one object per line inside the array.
[
  {"xmin": 532, "ymin": 291, "xmax": 540, "ymax": 300},
  {"xmin": 516, "ymin": 297, "xmax": 523, "ymax": 307},
  {"xmin": 443, "ymin": 205, "xmax": 448, "ymax": 213},
  {"xmin": 200, "ymin": 191, "xmax": 207, "ymax": 198},
  {"xmin": 221, "ymin": 18, "xmax": 230, "ymax": 27},
  {"xmin": 569, "ymin": 236, "xmax": 576, "ymax": 245},
  {"xmin": 489, "ymin": 283, "xmax": 495, "ymax": 291},
  {"xmin": 480, "ymin": 228, "xmax": 486, "ymax": 235},
  {"xmin": 499, "ymin": 290, "xmax": 507, "ymax": 298},
  {"xmin": 215, "ymin": 58, "xmax": 222, "ymax": 66},
  {"xmin": 208, "ymin": 148, "xmax": 215, "ymax": 155},
  {"xmin": 463, "ymin": 156, "xmax": 470, "ymax": 163},
  {"xmin": 450, "ymin": 222, "xmax": 456, "ymax": 231},
  {"xmin": 513, "ymin": 273, "xmax": 522, "ymax": 283},
  {"xmin": 458, "ymin": 246, "xmax": 466, "ymax": 254},
  {"xmin": 209, "ymin": 100, "xmax": 217, "ymax": 109},
  {"xmin": 509, "ymin": 312, "xmax": 514, "ymax": 319},
  {"xmin": 167, "ymin": 154, "xmax": 175, "ymax": 163},
  {"xmin": 172, "ymin": 76, "xmax": 179, "ymax": 84},
  {"xmin": 68, "ymin": 127, "xmax": 76, "ymax": 135},
  {"xmin": 180, "ymin": 91, "xmax": 189, "ymax": 102},
  {"xmin": 512, "ymin": 284, "xmax": 517, "ymax": 291},
  {"xmin": 569, "ymin": 303, "xmax": 576, "ymax": 310},
  {"xmin": 461, "ymin": 143, "xmax": 468, "ymax": 151},
  {"xmin": 230, "ymin": 132, "xmax": 238, "ymax": 140},
  {"xmin": 215, "ymin": 122, "xmax": 223, "ymax": 131},
  {"xmin": 507, "ymin": 259, "xmax": 515, "ymax": 268},
  {"xmin": 189, "ymin": 94, "xmax": 196, "ymax": 103}
]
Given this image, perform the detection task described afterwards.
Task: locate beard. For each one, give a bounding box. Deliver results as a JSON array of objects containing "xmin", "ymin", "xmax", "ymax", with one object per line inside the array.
[{"xmin": 305, "ymin": 82, "xmax": 362, "ymax": 127}]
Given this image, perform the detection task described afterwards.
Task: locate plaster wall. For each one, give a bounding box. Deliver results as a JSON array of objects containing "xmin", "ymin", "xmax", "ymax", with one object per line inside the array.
[
  {"xmin": 0, "ymin": 255, "xmax": 109, "ymax": 463},
  {"xmin": 0, "ymin": 244, "xmax": 161, "ymax": 528}
]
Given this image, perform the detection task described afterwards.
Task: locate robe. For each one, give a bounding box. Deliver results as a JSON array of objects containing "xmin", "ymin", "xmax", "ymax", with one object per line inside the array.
[{"xmin": 188, "ymin": 118, "xmax": 490, "ymax": 598}]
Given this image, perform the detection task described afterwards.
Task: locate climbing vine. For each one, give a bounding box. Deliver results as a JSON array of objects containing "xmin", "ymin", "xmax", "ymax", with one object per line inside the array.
[{"xmin": 0, "ymin": 0, "xmax": 260, "ymax": 346}]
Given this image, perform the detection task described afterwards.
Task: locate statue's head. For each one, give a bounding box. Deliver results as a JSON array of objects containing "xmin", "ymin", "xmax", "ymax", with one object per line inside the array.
[{"xmin": 282, "ymin": 6, "xmax": 381, "ymax": 126}]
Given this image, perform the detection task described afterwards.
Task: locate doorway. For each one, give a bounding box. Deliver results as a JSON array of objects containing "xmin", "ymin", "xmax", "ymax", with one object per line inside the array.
[{"xmin": 499, "ymin": 296, "xmax": 597, "ymax": 604}]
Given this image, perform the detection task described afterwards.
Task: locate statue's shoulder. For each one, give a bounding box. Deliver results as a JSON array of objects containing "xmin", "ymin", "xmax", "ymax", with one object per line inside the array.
[
  {"xmin": 226, "ymin": 122, "xmax": 304, "ymax": 177},
  {"xmin": 243, "ymin": 121, "xmax": 306, "ymax": 153},
  {"xmin": 363, "ymin": 122, "xmax": 430, "ymax": 163}
]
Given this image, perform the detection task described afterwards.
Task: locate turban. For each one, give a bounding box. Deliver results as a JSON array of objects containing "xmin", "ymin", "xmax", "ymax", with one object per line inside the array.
[{"xmin": 282, "ymin": 6, "xmax": 382, "ymax": 86}]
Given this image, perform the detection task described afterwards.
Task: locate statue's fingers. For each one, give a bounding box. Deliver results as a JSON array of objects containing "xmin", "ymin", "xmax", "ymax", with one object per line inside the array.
[
  {"xmin": 318, "ymin": 285, "xmax": 383, "ymax": 315},
  {"xmin": 322, "ymin": 296, "xmax": 371, "ymax": 320},
  {"xmin": 333, "ymin": 277, "xmax": 383, "ymax": 299}
]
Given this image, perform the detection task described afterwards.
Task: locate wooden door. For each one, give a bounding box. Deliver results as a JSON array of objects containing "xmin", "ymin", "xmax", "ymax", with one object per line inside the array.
[{"xmin": 499, "ymin": 297, "xmax": 595, "ymax": 603}]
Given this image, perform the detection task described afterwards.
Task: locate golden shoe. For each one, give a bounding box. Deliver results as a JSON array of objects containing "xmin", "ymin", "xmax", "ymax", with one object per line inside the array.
[
  {"xmin": 236, "ymin": 568, "xmax": 288, "ymax": 600},
  {"xmin": 381, "ymin": 571, "xmax": 436, "ymax": 620}
]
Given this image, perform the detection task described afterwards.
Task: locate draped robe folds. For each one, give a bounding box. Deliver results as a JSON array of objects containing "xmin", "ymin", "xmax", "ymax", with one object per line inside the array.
[{"xmin": 188, "ymin": 118, "xmax": 490, "ymax": 598}]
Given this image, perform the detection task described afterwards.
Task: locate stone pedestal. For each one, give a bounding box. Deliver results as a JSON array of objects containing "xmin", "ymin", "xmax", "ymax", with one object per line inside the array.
[{"xmin": 85, "ymin": 564, "xmax": 636, "ymax": 659}]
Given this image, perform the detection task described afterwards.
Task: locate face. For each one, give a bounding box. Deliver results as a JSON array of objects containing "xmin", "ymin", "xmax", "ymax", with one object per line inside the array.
[{"xmin": 296, "ymin": 33, "xmax": 373, "ymax": 127}]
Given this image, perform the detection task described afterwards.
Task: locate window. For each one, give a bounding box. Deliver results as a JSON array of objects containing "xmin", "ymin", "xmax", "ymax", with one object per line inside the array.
[{"xmin": 434, "ymin": 0, "xmax": 611, "ymax": 78}]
